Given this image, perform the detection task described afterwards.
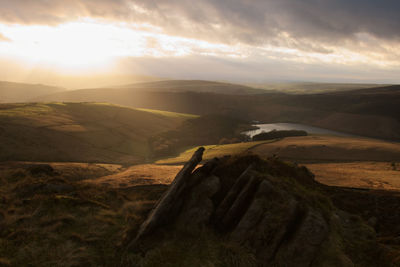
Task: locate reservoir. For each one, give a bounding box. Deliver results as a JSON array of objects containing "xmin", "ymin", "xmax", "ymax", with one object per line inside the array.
[{"xmin": 244, "ymin": 123, "xmax": 354, "ymax": 138}]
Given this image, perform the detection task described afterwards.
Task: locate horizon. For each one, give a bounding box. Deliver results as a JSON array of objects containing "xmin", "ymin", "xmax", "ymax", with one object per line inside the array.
[{"xmin": 1, "ymin": 1, "xmax": 400, "ymax": 86}]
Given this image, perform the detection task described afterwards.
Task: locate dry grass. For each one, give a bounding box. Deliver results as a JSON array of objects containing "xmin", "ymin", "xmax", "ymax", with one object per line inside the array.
[
  {"xmin": 306, "ymin": 161, "xmax": 400, "ymax": 190},
  {"xmin": 0, "ymin": 102, "xmax": 191, "ymax": 163},
  {"xmin": 0, "ymin": 162, "xmax": 166, "ymax": 267},
  {"xmin": 86, "ymin": 164, "xmax": 183, "ymax": 188},
  {"xmin": 0, "ymin": 161, "xmax": 122, "ymax": 182},
  {"xmin": 155, "ymin": 141, "xmax": 272, "ymax": 165},
  {"xmin": 154, "ymin": 135, "xmax": 400, "ymax": 191},
  {"xmin": 250, "ymin": 135, "xmax": 400, "ymax": 162}
]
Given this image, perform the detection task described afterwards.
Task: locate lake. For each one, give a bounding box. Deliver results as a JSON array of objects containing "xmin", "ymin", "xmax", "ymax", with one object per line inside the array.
[{"xmin": 243, "ymin": 123, "xmax": 354, "ymax": 138}]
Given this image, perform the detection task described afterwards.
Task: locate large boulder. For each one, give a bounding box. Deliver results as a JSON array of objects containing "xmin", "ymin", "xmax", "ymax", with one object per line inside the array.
[{"xmin": 126, "ymin": 148, "xmax": 389, "ymax": 266}]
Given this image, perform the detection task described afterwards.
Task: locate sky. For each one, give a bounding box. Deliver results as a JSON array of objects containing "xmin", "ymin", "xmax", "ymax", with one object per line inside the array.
[{"xmin": 0, "ymin": 0, "xmax": 400, "ymax": 86}]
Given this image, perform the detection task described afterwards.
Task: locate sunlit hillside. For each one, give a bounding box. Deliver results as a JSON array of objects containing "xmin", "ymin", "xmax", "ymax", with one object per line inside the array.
[{"xmin": 0, "ymin": 102, "xmax": 194, "ymax": 163}]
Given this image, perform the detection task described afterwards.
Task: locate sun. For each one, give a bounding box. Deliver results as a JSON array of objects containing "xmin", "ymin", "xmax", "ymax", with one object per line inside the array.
[{"xmin": 0, "ymin": 21, "xmax": 149, "ymax": 72}]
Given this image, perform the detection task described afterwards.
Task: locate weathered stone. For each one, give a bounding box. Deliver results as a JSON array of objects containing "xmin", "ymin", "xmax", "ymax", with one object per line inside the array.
[
  {"xmin": 214, "ymin": 164, "xmax": 254, "ymax": 224},
  {"xmin": 129, "ymin": 147, "xmax": 205, "ymax": 247},
  {"xmin": 219, "ymin": 172, "xmax": 261, "ymax": 231},
  {"xmin": 126, "ymin": 151, "xmax": 387, "ymax": 266},
  {"xmin": 177, "ymin": 175, "xmax": 220, "ymax": 228},
  {"xmin": 274, "ymin": 209, "xmax": 329, "ymax": 266}
]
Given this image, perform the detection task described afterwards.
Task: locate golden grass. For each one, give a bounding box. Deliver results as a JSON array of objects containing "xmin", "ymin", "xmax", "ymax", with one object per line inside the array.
[
  {"xmin": 135, "ymin": 107, "xmax": 198, "ymax": 119},
  {"xmin": 154, "ymin": 135, "xmax": 400, "ymax": 191},
  {"xmin": 155, "ymin": 141, "xmax": 272, "ymax": 165},
  {"xmin": 0, "ymin": 102, "xmax": 192, "ymax": 163},
  {"xmin": 250, "ymin": 135, "xmax": 400, "ymax": 162},
  {"xmin": 86, "ymin": 164, "xmax": 183, "ymax": 188},
  {"xmin": 306, "ymin": 162, "xmax": 400, "ymax": 190}
]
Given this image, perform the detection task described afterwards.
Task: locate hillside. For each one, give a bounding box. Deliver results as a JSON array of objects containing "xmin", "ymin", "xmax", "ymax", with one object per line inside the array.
[
  {"xmin": 116, "ymin": 80, "xmax": 269, "ymax": 95},
  {"xmin": 0, "ymin": 81, "xmax": 64, "ymax": 103},
  {"xmin": 155, "ymin": 135, "xmax": 400, "ymax": 191},
  {"xmin": 2, "ymin": 151, "xmax": 398, "ymax": 266},
  {"xmin": 157, "ymin": 136, "xmax": 400, "ymax": 164},
  {"xmin": 247, "ymin": 82, "xmax": 388, "ymax": 94},
  {"xmin": 0, "ymin": 103, "xmax": 193, "ymax": 163},
  {"xmin": 34, "ymin": 83, "xmax": 400, "ymax": 140}
]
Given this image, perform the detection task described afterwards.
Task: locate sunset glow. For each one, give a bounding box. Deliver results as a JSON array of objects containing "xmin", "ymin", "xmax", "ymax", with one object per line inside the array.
[{"xmin": 0, "ymin": 1, "xmax": 400, "ymax": 84}]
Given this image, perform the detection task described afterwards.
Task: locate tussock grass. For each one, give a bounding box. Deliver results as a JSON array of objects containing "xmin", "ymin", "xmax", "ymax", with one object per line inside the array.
[{"xmin": 0, "ymin": 163, "xmax": 165, "ymax": 267}]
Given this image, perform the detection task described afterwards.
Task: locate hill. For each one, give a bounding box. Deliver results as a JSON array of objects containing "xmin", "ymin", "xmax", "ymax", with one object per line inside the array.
[
  {"xmin": 155, "ymin": 135, "xmax": 400, "ymax": 191},
  {"xmin": 116, "ymin": 80, "xmax": 269, "ymax": 95},
  {"xmin": 0, "ymin": 102, "xmax": 193, "ymax": 163},
  {"xmin": 2, "ymin": 151, "xmax": 399, "ymax": 266},
  {"xmin": 0, "ymin": 81, "xmax": 64, "ymax": 103},
  {"xmin": 34, "ymin": 83, "xmax": 400, "ymax": 140},
  {"xmin": 157, "ymin": 136, "xmax": 400, "ymax": 164},
  {"xmin": 247, "ymin": 81, "xmax": 388, "ymax": 94}
]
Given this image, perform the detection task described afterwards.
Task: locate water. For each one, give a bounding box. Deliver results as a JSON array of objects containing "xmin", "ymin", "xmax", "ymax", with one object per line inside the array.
[{"xmin": 243, "ymin": 123, "xmax": 353, "ymax": 138}]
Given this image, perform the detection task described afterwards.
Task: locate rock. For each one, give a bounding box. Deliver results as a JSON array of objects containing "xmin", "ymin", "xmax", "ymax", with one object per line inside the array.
[
  {"xmin": 128, "ymin": 147, "xmax": 206, "ymax": 248},
  {"xmin": 274, "ymin": 209, "xmax": 329, "ymax": 267},
  {"xmin": 177, "ymin": 175, "xmax": 220, "ymax": 228},
  {"xmin": 126, "ymin": 151, "xmax": 389, "ymax": 266}
]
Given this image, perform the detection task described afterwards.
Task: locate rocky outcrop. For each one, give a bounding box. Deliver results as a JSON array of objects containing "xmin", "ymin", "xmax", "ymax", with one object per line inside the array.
[{"xmin": 127, "ymin": 148, "xmax": 388, "ymax": 266}]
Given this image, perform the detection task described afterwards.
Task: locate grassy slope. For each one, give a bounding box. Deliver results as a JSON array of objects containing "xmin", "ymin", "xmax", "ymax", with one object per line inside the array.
[
  {"xmin": 35, "ymin": 83, "xmax": 400, "ymax": 141},
  {"xmin": 157, "ymin": 136, "xmax": 400, "ymax": 164},
  {"xmin": 156, "ymin": 141, "xmax": 274, "ymax": 164},
  {"xmin": 0, "ymin": 81, "xmax": 64, "ymax": 103},
  {"xmin": 247, "ymin": 82, "xmax": 387, "ymax": 94},
  {"xmin": 0, "ymin": 162, "xmax": 168, "ymax": 266},
  {"xmin": 0, "ymin": 102, "xmax": 193, "ymax": 163},
  {"xmin": 250, "ymin": 135, "xmax": 400, "ymax": 162},
  {"xmin": 117, "ymin": 80, "xmax": 269, "ymax": 94},
  {"xmin": 155, "ymin": 135, "xmax": 400, "ymax": 190}
]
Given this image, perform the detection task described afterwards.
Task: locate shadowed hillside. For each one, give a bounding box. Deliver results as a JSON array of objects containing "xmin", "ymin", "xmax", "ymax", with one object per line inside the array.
[
  {"xmin": 116, "ymin": 80, "xmax": 269, "ymax": 95},
  {"xmin": 247, "ymin": 82, "xmax": 388, "ymax": 94},
  {"xmin": 0, "ymin": 103, "xmax": 193, "ymax": 163},
  {"xmin": 34, "ymin": 83, "xmax": 400, "ymax": 140}
]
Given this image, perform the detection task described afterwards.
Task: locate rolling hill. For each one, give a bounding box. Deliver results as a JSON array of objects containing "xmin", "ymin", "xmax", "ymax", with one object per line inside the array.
[
  {"xmin": 34, "ymin": 83, "xmax": 400, "ymax": 140},
  {"xmin": 115, "ymin": 80, "xmax": 269, "ymax": 94},
  {"xmin": 34, "ymin": 80, "xmax": 269, "ymax": 103},
  {"xmin": 154, "ymin": 135, "xmax": 400, "ymax": 191},
  {"xmin": 0, "ymin": 81, "xmax": 64, "ymax": 103},
  {"xmin": 0, "ymin": 102, "xmax": 194, "ymax": 163},
  {"xmin": 247, "ymin": 81, "xmax": 388, "ymax": 94}
]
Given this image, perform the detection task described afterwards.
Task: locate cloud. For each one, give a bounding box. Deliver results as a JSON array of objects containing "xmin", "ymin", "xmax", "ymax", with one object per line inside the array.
[
  {"xmin": 0, "ymin": 33, "xmax": 10, "ymax": 42},
  {"xmin": 1, "ymin": 1, "xmax": 400, "ymax": 44},
  {"xmin": 1, "ymin": 0, "xmax": 400, "ymax": 78}
]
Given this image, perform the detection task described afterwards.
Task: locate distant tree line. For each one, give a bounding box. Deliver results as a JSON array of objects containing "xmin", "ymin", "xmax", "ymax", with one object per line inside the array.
[{"xmin": 252, "ymin": 129, "xmax": 307, "ymax": 141}]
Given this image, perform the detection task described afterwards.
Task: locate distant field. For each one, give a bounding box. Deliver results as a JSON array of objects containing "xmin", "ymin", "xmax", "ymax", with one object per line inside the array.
[
  {"xmin": 308, "ymin": 162, "xmax": 400, "ymax": 190},
  {"xmin": 156, "ymin": 135, "xmax": 400, "ymax": 164},
  {"xmin": 0, "ymin": 102, "xmax": 192, "ymax": 163},
  {"xmin": 135, "ymin": 108, "xmax": 198, "ymax": 119},
  {"xmin": 250, "ymin": 135, "xmax": 400, "ymax": 162},
  {"xmin": 247, "ymin": 82, "xmax": 387, "ymax": 94},
  {"xmin": 155, "ymin": 141, "xmax": 273, "ymax": 164},
  {"xmin": 155, "ymin": 135, "xmax": 400, "ymax": 190}
]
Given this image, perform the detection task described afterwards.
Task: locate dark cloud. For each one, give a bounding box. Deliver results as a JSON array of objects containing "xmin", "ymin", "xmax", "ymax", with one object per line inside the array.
[{"xmin": 0, "ymin": 0, "xmax": 400, "ymax": 49}]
